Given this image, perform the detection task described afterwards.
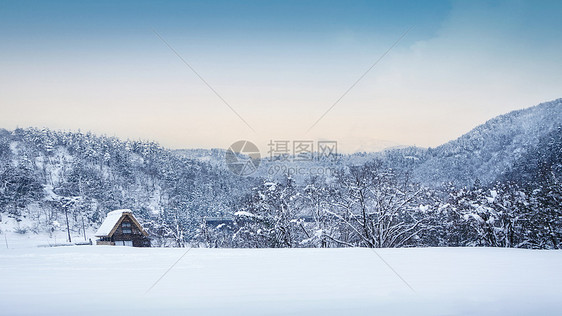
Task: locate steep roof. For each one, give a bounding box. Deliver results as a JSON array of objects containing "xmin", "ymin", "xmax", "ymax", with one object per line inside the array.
[{"xmin": 95, "ymin": 209, "xmax": 145, "ymax": 237}]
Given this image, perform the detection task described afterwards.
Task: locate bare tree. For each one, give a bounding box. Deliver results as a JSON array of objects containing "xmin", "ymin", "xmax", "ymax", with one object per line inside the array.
[{"xmin": 329, "ymin": 161, "xmax": 427, "ymax": 248}]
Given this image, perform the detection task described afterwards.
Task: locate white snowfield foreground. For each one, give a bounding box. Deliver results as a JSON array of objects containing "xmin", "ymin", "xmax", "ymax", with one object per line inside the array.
[{"xmin": 0, "ymin": 247, "xmax": 561, "ymax": 315}]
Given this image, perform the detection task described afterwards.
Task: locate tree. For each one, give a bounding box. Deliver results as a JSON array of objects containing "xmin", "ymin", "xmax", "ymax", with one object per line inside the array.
[
  {"xmin": 330, "ymin": 161, "xmax": 428, "ymax": 248},
  {"xmin": 0, "ymin": 163, "xmax": 44, "ymax": 216},
  {"xmin": 233, "ymin": 177, "xmax": 302, "ymax": 248}
]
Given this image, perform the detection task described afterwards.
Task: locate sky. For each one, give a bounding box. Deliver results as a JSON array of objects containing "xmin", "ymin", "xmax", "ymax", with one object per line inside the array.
[{"xmin": 1, "ymin": 0, "xmax": 561, "ymax": 153}]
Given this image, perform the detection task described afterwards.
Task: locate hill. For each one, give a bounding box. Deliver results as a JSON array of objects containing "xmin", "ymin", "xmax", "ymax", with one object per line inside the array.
[
  {"xmin": 407, "ymin": 98, "xmax": 562, "ymax": 186},
  {"xmin": 0, "ymin": 128, "xmax": 254, "ymax": 245}
]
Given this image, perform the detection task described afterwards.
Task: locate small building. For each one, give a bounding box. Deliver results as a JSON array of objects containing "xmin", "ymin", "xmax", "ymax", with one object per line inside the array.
[{"xmin": 95, "ymin": 209, "xmax": 150, "ymax": 247}]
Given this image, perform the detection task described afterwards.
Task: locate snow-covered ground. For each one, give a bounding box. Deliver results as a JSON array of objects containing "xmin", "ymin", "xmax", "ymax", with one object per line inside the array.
[
  {"xmin": 0, "ymin": 246, "xmax": 561, "ymax": 315},
  {"xmin": 0, "ymin": 218, "xmax": 96, "ymax": 249}
]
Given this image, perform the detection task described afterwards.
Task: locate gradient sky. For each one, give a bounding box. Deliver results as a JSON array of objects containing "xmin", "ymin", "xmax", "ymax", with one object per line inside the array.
[{"xmin": 1, "ymin": 0, "xmax": 561, "ymax": 153}]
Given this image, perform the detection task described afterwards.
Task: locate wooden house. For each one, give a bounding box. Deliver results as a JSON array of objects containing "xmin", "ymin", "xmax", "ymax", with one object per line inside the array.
[{"xmin": 95, "ymin": 209, "xmax": 150, "ymax": 247}]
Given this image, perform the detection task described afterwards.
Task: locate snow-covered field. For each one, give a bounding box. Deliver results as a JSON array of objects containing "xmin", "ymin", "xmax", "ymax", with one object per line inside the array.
[{"xmin": 0, "ymin": 246, "xmax": 561, "ymax": 315}]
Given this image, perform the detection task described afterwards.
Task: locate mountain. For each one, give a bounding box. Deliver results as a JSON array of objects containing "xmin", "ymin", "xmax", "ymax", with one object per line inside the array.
[
  {"xmin": 406, "ymin": 98, "xmax": 562, "ymax": 187},
  {"xmin": 0, "ymin": 128, "xmax": 254, "ymax": 242},
  {"xmin": 499, "ymin": 126, "xmax": 562, "ymax": 187},
  {"xmin": 173, "ymin": 148, "xmax": 227, "ymax": 167},
  {"xmin": 1, "ymin": 98, "xmax": 560, "ymax": 245},
  {"xmin": 172, "ymin": 99, "xmax": 562, "ymax": 187}
]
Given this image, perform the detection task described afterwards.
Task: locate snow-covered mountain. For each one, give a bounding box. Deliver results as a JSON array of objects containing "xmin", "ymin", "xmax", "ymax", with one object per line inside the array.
[
  {"xmin": 173, "ymin": 98, "xmax": 562, "ymax": 187},
  {"xmin": 1, "ymin": 98, "xmax": 560, "ymax": 246},
  {"xmin": 405, "ymin": 98, "xmax": 562, "ymax": 186},
  {"xmin": 0, "ymin": 128, "xmax": 255, "ymax": 242}
]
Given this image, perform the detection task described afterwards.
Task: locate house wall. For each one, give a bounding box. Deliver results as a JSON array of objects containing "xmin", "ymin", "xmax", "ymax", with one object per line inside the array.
[
  {"xmin": 110, "ymin": 215, "xmax": 151, "ymax": 247},
  {"xmin": 96, "ymin": 240, "xmax": 114, "ymax": 246}
]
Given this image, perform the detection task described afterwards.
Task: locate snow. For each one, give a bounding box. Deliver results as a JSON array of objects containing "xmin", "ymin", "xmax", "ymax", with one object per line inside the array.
[
  {"xmin": 487, "ymin": 190, "xmax": 498, "ymax": 203},
  {"xmin": 94, "ymin": 209, "xmax": 131, "ymax": 237},
  {"xmin": 234, "ymin": 211, "xmax": 256, "ymax": 217},
  {"xmin": 0, "ymin": 214, "xmax": 96, "ymax": 249},
  {"xmin": 0, "ymin": 247, "xmax": 561, "ymax": 315},
  {"xmin": 265, "ymin": 182, "xmax": 277, "ymax": 190}
]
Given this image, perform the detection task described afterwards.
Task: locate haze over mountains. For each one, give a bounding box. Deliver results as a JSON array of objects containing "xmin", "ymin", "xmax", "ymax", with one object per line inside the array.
[{"xmin": 178, "ymin": 98, "xmax": 562, "ymax": 187}]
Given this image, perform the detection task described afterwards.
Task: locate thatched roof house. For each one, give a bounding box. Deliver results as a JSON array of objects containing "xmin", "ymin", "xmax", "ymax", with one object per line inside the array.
[{"xmin": 95, "ymin": 209, "xmax": 150, "ymax": 247}]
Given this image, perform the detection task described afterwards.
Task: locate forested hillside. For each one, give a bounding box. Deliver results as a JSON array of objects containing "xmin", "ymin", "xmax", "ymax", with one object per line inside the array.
[
  {"xmin": 1, "ymin": 99, "xmax": 560, "ymax": 249},
  {"xmin": 411, "ymin": 98, "xmax": 562, "ymax": 186},
  {"xmin": 0, "ymin": 128, "xmax": 255, "ymax": 245},
  {"xmin": 176, "ymin": 99, "xmax": 562, "ymax": 188}
]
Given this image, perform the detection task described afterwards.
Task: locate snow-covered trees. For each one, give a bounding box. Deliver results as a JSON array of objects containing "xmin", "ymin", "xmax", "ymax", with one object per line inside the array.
[
  {"xmin": 232, "ymin": 177, "xmax": 304, "ymax": 248},
  {"xmin": 225, "ymin": 162, "xmax": 439, "ymax": 249},
  {"xmin": 0, "ymin": 162, "xmax": 43, "ymax": 216},
  {"xmin": 0, "ymin": 128, "xmax": 246, "ymax": 244},
  {"xmin": 326, "ymin": 161, "xmax": 431, "ymax": 248},
  {"xmin": 1, "ymin": 125, "xmax": 561, "ymax": 249},
  {"xmin": 524, "ymin": 176, "xmax": 562, "ymax": 249},
  {"xmin": 444, "ymin": 183, "xmax": 529, "ymax": 247}
]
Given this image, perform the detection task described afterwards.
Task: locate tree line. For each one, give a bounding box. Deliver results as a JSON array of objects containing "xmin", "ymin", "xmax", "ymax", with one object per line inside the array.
[{"xmin": 0, "ymin": 127, "xmax": 560, "ymax": 249}]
